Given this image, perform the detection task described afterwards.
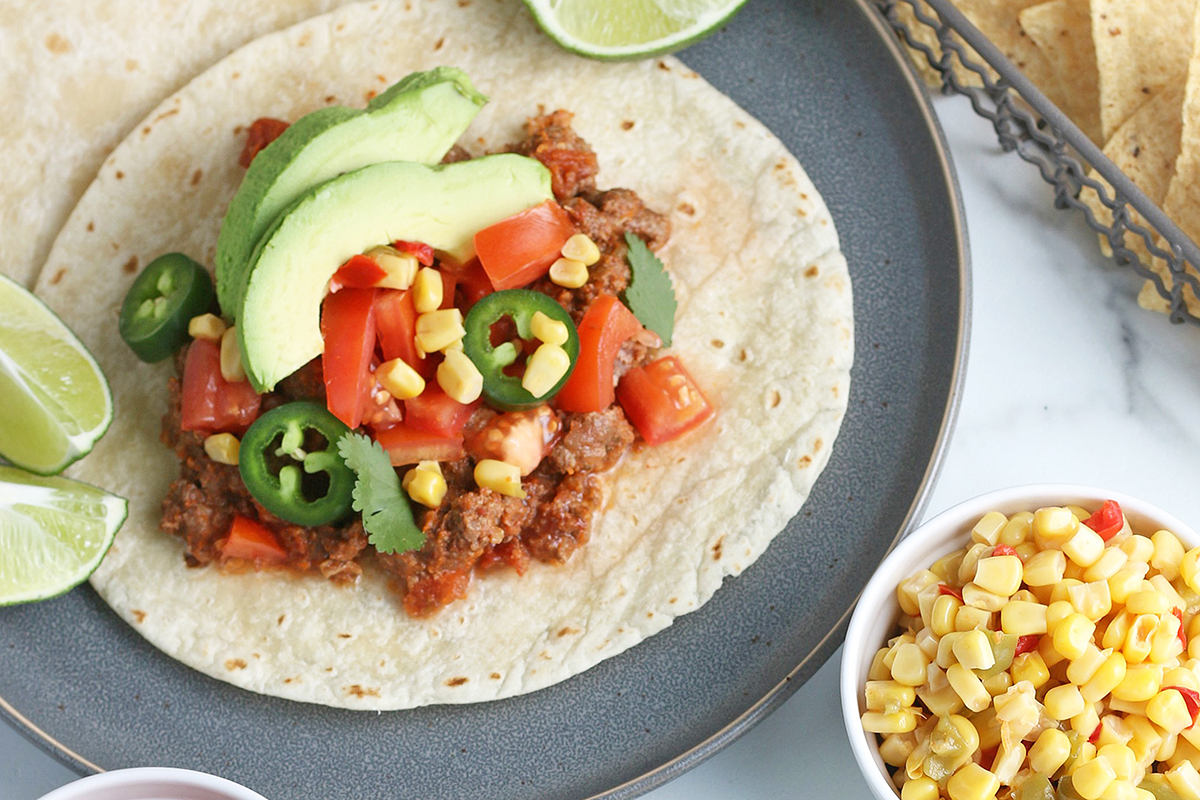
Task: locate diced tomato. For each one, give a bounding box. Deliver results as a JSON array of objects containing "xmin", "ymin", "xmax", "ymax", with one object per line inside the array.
[
  {"xmin": 221, "ymin": 516, "xmax": 287, "ymax": 563},
  {"xmin": 403, "ymin": 567, "xmax": 471, "ymax": 617},
  {"xmin": 449, "ymin": 257, "xmax": 494, "ymax": 312},
  {"xmin": 477, "ymin": 539, "xmax": 530, "ymax": 575},
  {"xmin": 438, "ymin": 270, "xmax": 458, "ymax": 310},
  {"xmin": 321, "ymin": 287, "xmax": 377, "ymax": 428},
  {"xmin": 392, "ymin": 239, "xmax": 435, "ymax": 267},
  {"xmin": 615, "ymin": 356, "xmax": 714, "ymax": 446},
  {"xmin": 474, "ymin": 200, "xmax": 577, "ymax": 290},
  {"xmin": 1014, "ymin": 635, "xmax": 1041, "ymax": 656},
  {"xmin": 1083, "ymin": 499, "xmax": 1124, "ymax": 541},
  {"xmin": 329, "ymin": 255, "xmax": 388, "ymax": 293},
  {"xmin": 937, "ymin": 584, "xmax": 963, "ymax": 602},
  {"xmin": 555, "ymin": 296, "xmax": 643, "ymax": 413},
  {"xmin": 1168, "ymin": 685, "xmax": 1200, "ymax": 726},
  {"xmin": 374, "ymin": 423, "xmax": 465, "ymax": 465},
  {"xmin": 180, "ymin": 339, "xmax": 261, "ymax": 433},
  {"xmin": 404, "ymin": 385, "xmax": 480, "ymax": 438},
  {"xmin": 375, "ymin": 289, "xmax": 430, "ymax": 378},
  {"xmin": 238, "ymin": 118, "xmax": 289, "ymax": 168},
  {"xmin": 991, "ymin": 544, "xmax": 1018, "ymax": 558}
]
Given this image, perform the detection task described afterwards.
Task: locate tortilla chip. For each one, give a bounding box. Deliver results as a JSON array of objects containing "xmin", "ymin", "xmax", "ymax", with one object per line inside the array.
[
  {"xmin": 956, "ymin": 0, "xmax": 1060, "ymax": 91},
  {"xmin": 0, "ymin": 0, "xmax": 345, "ymax": 288},
  {"xmin": 889, "ymin": 0, "xmax": 982, "ymax": 89},
  {"xmin": 1091, "ymin": 0, "xmax": 1197, "ymax": 142},
  {"xmin": 1019, "ymin": 0, "xmax": 1103, "ymax": 143}
]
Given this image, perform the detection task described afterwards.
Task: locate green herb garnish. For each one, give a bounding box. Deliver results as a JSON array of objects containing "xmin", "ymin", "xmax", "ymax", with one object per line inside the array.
[
  {"xmin": 336, "ymin": 432, "xmax": 423, "ymax": 554},
  {"xmin": 621, "ymin": 231, "xmax": 676, "ymax": 346}
]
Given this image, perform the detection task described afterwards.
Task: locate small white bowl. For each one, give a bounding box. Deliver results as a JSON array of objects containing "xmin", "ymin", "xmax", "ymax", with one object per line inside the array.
[
  {"xmin": 839, "ymin": 484, "xmax": 1200, "ymax": 800},
  {"xmin": 35, "ymin": 768, "xmax": 268, "ymax": 800}
]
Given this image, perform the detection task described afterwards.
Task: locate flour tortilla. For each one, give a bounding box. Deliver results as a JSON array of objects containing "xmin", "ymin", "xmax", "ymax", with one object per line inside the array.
[{"xmin": 34, "ymin": 0, "xmax": 852, "ymax": 710}]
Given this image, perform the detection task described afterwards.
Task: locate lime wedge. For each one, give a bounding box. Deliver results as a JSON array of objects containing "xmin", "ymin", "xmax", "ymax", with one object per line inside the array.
[
  {"xmin": 522, "ymin": 0, "xmax": 749, "ymax": 60},
  {"xmin": 0, "ymin": 466, "xmax": 127, "ymax": 605},
  {"xmin": 0, "ymin": 273, "xmax": 113, "ymax": 475}
]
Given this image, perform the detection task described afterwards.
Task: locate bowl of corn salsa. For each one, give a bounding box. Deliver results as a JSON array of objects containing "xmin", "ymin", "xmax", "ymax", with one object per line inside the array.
[{"xmin": 840, "ymin": 485, "xmax": 1200, "ymax": 800}]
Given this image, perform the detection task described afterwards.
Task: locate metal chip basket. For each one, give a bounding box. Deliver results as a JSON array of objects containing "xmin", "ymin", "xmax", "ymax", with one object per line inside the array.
[{"xmin": 875, "ymin": 0, "xmax": 1200, "ymax": 324}]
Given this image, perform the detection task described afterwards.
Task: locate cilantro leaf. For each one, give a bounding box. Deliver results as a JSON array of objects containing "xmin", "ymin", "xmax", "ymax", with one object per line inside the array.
[
  {"xmin": 621, "ymin": 232, "xmax": 676, "ymax": 346},
  {"xmin": 336, "ymin": 433, "xmax": 424, "ymax": 554}
]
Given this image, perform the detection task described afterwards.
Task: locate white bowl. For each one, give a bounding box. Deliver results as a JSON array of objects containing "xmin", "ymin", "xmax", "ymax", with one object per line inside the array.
[
  {"xmin": 838, "ymin": 484, "xmax": 1200, "ymax": 800},
  {"xmin": 35, "ymin": 768, "xmax": 269, "ymax": 800}
]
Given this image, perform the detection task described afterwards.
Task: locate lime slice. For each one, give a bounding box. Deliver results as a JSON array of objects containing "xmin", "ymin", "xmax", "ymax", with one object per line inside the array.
[
  {"xmin": 523, "ymin": 0, "xmax": 749, "ymax": 60},
  {"xmin": 0, "ymin": 466, "xmax": 127, "ymax": 605},
  {"xmin": 0, "ymin": 273, "xmax": 113, "ymax": 475}
]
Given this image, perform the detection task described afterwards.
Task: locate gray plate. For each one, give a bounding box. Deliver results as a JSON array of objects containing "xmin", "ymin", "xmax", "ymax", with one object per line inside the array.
[{"xmin": 0, "ymin": 0, "xmax": 968, "ymax": 797}]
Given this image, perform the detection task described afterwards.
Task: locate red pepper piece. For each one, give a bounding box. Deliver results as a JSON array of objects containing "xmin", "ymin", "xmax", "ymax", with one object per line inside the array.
[
  {"xmin": 1088, "ymin": 724, "xmax": 1102, "ymax": 744},
  {"xmin": 991, "ymin": 544, "xmax": 1018, "ymax": 558},
  {"xmin": 1083, "ymin": 499, "xmax": 1124, "ymax": 541},
  {"xmin": 1014, "ymin": 635, "xmax": 1041, "ymax": 657},
  {"xmin": 238, "ymin": 118, "xmax": 289, "ymax": 168},
  {"xmin": 221, "ymin": 516, "xmax": 287, "ymax": 563},
  {"xmin": 1167, "ymin": 685, "xmax": 1200, "ymax": 727},
  {"xmin": 329, "ymin": 255, "xmax": 388, "ymax": 293},
  {"xmin": 1175, "ymin": 608, "xmax": 1189, "ymax": 651},
  {"xmin": 393, "ymin": 239, "xmax": 435, "ymax": 267},
  {"xmin": 937, "ymin": 584, "xmax": 963, "ymax": 602}
]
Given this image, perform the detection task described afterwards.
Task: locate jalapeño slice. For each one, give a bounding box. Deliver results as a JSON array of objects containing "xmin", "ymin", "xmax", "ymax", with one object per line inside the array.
[
  {"xmin": 462, "ymin": 289, "xmax": 579, "ymax": 411},
  {"xmin": 118, "ymin": 252, "xmax": 215, "ymax": 363},
  {"xmin": 238, "ymin": 402, "xmax": 355, "ymax": 526}
]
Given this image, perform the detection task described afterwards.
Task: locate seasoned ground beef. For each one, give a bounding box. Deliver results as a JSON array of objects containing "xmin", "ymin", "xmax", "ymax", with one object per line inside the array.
[{"xmin": 160, "ymin": 109, "xmax": 669, "ymax": 615}]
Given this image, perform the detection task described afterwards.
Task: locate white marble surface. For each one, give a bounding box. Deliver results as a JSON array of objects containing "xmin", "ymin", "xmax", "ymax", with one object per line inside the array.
[{"xmin": 10, "ymin": 90, "xmax": 1200, "ymax": 799}]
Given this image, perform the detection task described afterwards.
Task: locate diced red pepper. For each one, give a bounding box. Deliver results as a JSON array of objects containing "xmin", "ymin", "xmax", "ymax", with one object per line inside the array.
[
  {"xmin": 238, "ymin": 118, "xmax": 289, "ymax": 168},
  {"xmin": 1014, "ymin": 635, "xmax": 1041, "ymax": 656},
  {"xmin": 392, "ymin": 239, "xmax": 435, "ymax": 267},
  {"xmin": 221, "ymin": 516, "xmax": 287, "ymax": 563},
  {"xmin": 1088, "ymin": 724, "xmax": 1102, "ymax": 744},
  {"xmin": 556, "ymin": 296, "xmax": 643, "ymax": 413},
  {"xmin": 320, "ymin": 287, "xmax": 377, "ymax": 428},
  {"xmin": 937, "ymin": 584, "xmax": 963, "ymax": 602},
  {"xmin": 1175, "ymin": 608, "xmax": 1189, "ymax": 651},
  {"xmin": 474, "ymin": 200, "xmax": 577, "ymax": 291},
  {"xmin": 616, "ymin": 356, "xmax": 715, "ymax": 446},
  {"xmin": 180, "ymin": 339, "xmax": 261, "ymax": 434},
  {"xmin": 373, "ymin": 423, "xmax": 465, "ymax": 466},
  {"xmin": 991, "ymin": 544, "xmax": 1018, "ymax": 558},
  {"xmin": 329, "ymin": 255, "xmax": 388, "ymax": 293},
  {"xmin": 404, "ymin": 385, "xmax": 480, "ymax": 438},
  {"xmin": 1083, "ymin": 500, "xmax": 1124, "ymax": 541},
  {"xmin": 375, "ymin": 289, "xmax": 429, "ymax": 378},
  {"xmin": 1168, "ymin": 685, "xmax": 1200, "ymax": 727}
]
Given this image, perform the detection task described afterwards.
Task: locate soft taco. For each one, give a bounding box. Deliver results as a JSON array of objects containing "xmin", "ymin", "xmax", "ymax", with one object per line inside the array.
[{"xmin": 33, "ymin": 0, "xmax": 853, "ymax": 710}]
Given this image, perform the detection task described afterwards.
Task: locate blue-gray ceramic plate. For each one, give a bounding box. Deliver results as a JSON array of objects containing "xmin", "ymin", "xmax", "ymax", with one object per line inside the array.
[{"xmin": 0, "ymin": 0, "xmax": 967, "ymax": 797}]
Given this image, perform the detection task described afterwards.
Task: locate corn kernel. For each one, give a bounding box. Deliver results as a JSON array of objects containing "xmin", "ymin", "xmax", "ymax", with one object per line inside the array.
[
  {"xmin": 416, "ymin": 308, "xmax": 465, "ymax": 353},
  {"xmin": 549, "ymin": 257, "xmax": 588, "ymax": 288},
  {"xmin": 1161, "ymin": 732, "xmax": 1181, "ymax": 762},
  {"xmin": 1149, "ymin": 689, "xmax": 1194, "ymax": 735},
  {"xmin": 1071, "ymin": 703, "xmax": 1101, "ymax": 738},
  {"xmin": 521, "ymin": 342, "xmax": 571, "ymax": 398},
  {"xmin": 1095, "ymin": 716, "xmax": 1133, "ymax": 749},
  {"xmin": 880, "ymin": 732, "xmax": 917, "ymax": 767},
  {"xmin": 1182, "ymin": 549, "xmax": 1200, "ymax": 595},
  {"xmin": 946, "ymin": 763, "xmax": 1000, "ymax": 800},
  {"xmin": 1011, "ymin": 652, "xmax": 1051, "ymax": 689},
  {"xmin": 946, "ymin": 663, "xmax": 991, "ymax": 712},
  {"xmin": 376, "ymin": 357, "xmax": 425, "ymax": 400},
  {"xmin": 1023, "ymin": 549, "xmax": 1068, "ymax": 586},
  {"xmin": 1040, "ymin": 633, "xmax": 1068, "ymax": 667},
  {"xmin": 473, "ymin": 459, "xmax": 525, "ymax": 499},
  {"xmin": 1055, "ymin": 613, "xmax": 1098, "ymax": 660},
  {"xmin": 953, "ymin": 630, "xmax": 996, "ymax": 670},
  {"xmin": 1125, "ymin": 615, "xmax": 1159, "ymax": 665},
  {"xmin": 1030, "ymin": 727, "xmax": 1072, "ymax": 776},
  {"xmin": 931, "ymin": 549, "xmax": 967, "ymax": 584},
  {"xmin": 898, "ymin": 570, "xmax": 940, "ymax": 616},
  {"xmin": 188, "ymin": 313, "xmax": 226, "ymax": 342},
  {"xmin": 1082, "ymin": 652, "xmax": 1128, "ymax": 703},
  {"xmin": 918, "ymin": 680, "xmax": 965, "ymax": 718},
  {"xmin": 1072, "ymin": 755, "xmax": 1116, "ymax": 800},
  {"xmin": 1047, "ymin": 599, "xmax": 1077, "ymax": 634},
  {"xmin": 891, "ymin": 642, "xmax": 930, "ymax": 686},
  {"xmin": 997, "ymin": 601, "xmax": 1047, "ymax": 638},
  {"xmin": 436, "ymin": 349, "xmax": 483, "ymax": 404},
  {"xmin": 865, "ymin": 680, "xmax": 916, "ymax": 713},
  {"xmin": 1151, "ymin": 576, "xmax": 1187, "ymax": 612},
  {"xmin": 1167, "ymin": 762, "xmax": 1200, "ymax": 800},
  {"xmin": 1125, "ymin": 716, "xmax": 1165, "ymax": 764},
  {"xmin": 1045, "ymin": 683, "xmax": 1086, "ymax": 720},
  {"xmin": 1164, "ymin": 666, "xmax": 1199, "ymax": 692},
  {"xmin": 972, "ymin": 511, "xmax": 1008, "ymax": 546},
  {"xmin": 1053, "ymin": 579, "xmax": 1085, "ymax": 604},
  {"xmin": 1000, "ymin": 511, "xmax": 1034, "ymax": 546},
  {"xmin": 219, "ymin": 326, "xmax": 245, "ymax": 382},
  {"xmin": 1113, "ymin": 664, "xmax": 1163, "ymax": 702},
  {"xmin": 1085, "ymin": 548, "xmax": 1130, "ymax": 582},
  {"xmin": 861, "ymin": 709, "xmax": 918, "ymax": 734},
  {"xmin": 402, "ymin": 464, "xmax": 447, "ymax": 508},
  {"xmin": 1121, "ymin": 535, "xmax": 1154, "ymax": 565},
  {"xmin": 1128, "ymin": 590, "xmax": 1173, "ymax": 616},
  {"xmin": 962, "ymin": 582, "xmax": 1006, "ymax": 612},
  {"xmin": 1018, "ymin": 542, "xmax": 1042, "ymax": 564},
  {"xmin": 364, "ymin": 245, "xmax": 418, "ymax": 290},
  {"xmin": 1100, "ymin": 780, "xmax": 1139, "ymax": 800},
  {"xmin": 1099, "ymin": 744, "xmax": 1136, "ymax": 781},
  {"xmin": 1110, "ymin": 563, "xmax": 1151, "ymax": 605},
  {"xmin": 412, "ymin": 267, "xmax": 443, "ymax": 313},
  {"xmin": 993, "ymin": 742, "xmax": 1027, "ymax": 784},
  {"xmin": 901, "ymin": 776, "xmax": 940, "ymax": 800},
  {"xmin": 959, "ymin": 543, "xmax": 991, "ymax": 584},
  {"xmin": 930, "ymin": 594, "xmax": 961, "ymax": 637},
  {"xmin": 203, "ymin": 433, "xmax": 240, "ymax": 465},
  {"xmin": 530, "ymin": 310, "xmax": 569, "ymax": 347},
  {"xmin": 1070, "ymin": 581, "xmax": 1114, "ymax": 621},
  {"xmin": 1068, "ymin": 645, "xmax": 1109, "ymax": 685},
  {"xmin": 916, "ymin": 583, "xmax": 941, "ymax": 627},
  {"xmin": 1103, "ymin": 612, "xmax": 1134, "ymax": 651},
  {"xmin": 1153, "ymin": 531, "xmax": 1187, "ymax": 581},
  {"xmin": 561, "ymin": 233, "xmax": 601, "ymax": 266},
  {"xmin": 983, "ymin": 670, "xmax": 1012, "ymax": 696},
  {"xmin": 1065, "ymin": 526, "xmax": 1108, "ymax": 567},
  {"xmin": 868, "ymin": 648, "xmax": 891, "ymax": 681},
  {"xmin": 1034, "ymin": 506, "xmax": 1079, "ymax": 549},
  {"xmin": 915, "ymin": 626, "xmax": 939, "ymax": 660},
  {"xmin": 1152, "ymin": 614, "xmax": 1185, "ymax": 664},
  {"xmin": 974, "ymin": 555, "xmax": 1023, "ymax": 596},
  {"xmin": 955, "ymin": 605, "xmax": 993, "ymax": 632},
  {"xmin": 936, "ymin": 632, "xmax": 963, "ymax": 668}
]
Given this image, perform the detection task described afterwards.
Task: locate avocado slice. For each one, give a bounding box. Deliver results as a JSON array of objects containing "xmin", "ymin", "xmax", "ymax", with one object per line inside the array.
[
  {"xmin": 215, "ymin": 67, "xmax": 487, "ymax": 320},
  {"xmin": 237, "ymin": 154, "xmax": 553, "ymax": 392}
]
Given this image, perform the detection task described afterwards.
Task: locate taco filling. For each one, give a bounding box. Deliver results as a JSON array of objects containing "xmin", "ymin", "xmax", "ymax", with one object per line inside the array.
[{"xmin": 140, "ymin": 97, "xmax": 715, "ymax": 618}]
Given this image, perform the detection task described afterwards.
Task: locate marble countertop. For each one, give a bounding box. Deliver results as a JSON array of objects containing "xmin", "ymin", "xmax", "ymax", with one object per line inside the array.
[{"xmin": 9, "ymin": 88, "xmax": 1200, "ymax": 800}]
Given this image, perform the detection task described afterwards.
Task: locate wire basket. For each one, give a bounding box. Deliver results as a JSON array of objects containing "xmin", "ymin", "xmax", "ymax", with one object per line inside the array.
[{"xmin": 875, "ymin": 0, "xmax": 1200, "ymax": 325}]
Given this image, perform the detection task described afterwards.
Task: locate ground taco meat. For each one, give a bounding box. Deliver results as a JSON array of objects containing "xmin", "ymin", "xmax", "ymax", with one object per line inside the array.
[{"xmin": 159, "ymin": 110, "xmax": 668, "ymax": 616}]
